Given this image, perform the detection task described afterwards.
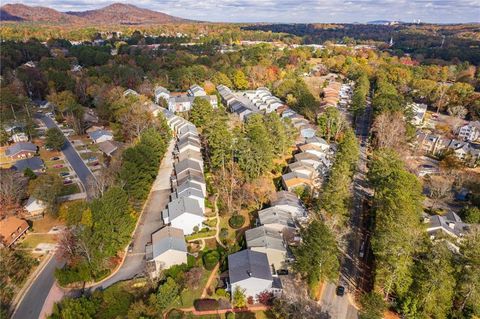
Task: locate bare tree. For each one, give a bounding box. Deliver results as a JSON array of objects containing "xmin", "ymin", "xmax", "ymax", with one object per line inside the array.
[
  {"xmin": 0, "ymin": 169, "xmax": 27, "ymax": 214},
  {"xmin": 118, "ymin": 101, "xmax": 155, "ymax": 141},
  {"xmin": 426, "ymin": 175, "xmax": 453, "ymax": 210},
  {"xmin": 372, "ymin": 111, "xmax": 406, "ymax": 151}
]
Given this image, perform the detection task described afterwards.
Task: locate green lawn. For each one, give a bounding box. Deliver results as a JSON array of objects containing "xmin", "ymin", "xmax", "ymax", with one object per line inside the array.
[
  {"xmin": 60, "ymin": 183, "xmax": 81, "ymax": 196},
  {"xmin": 185, "ymin": 229, "xmax": 216, "ymax": 241},
  {"xmin": 171, "ymin": 269, "xmax": 211, "ymax": 309},
  {"xmin": 20, "ymin": 234, "xmax": 57, "ymax": 248}
]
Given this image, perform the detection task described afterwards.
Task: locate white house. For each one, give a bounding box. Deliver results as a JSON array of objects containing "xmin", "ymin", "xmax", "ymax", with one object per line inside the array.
[
  {"xmin": 458, "ymin": 121, "xmax": 480, "ymax": 142},
  {"xmin": 188, "ymin": 84, "xmax": 207, "ymax": 97},
  {"xmin": 24, "ymin": 197, "xmax": 46, "ymax": 218},
  {"xmin": 293, "ymin": 152, "xmax": 322, "ymax": 169},
  {"xmin": 162, "ymin": 197, "xmax": 204, "ymax": 235},
  {"xmin": 173, "ymin": 181, "xmax": 205, "ymax": 210},
  {"xmin": 258, "ymin": 207, "xmax": 297, "ymax": 233},
  {"xmin": 155, "ymin": 86, "xmax": 170, "ymax": 104},
  {"xmin": 408, "ymin": 102, "xmax": 428, "ymax": 126},
  {"xmin": 88, "ymin": 129, "xmax": 113, "ymax": 143},
  {"xmin": 427, "ymin": 211, "xmax": 469, "ymax": 239},
  {"xmin": 270, "ymin": 191, "xmax": 307, "ymax": 220},
  {"xmin": 149, "ymin": 226, "xmax": 187, "ymax": 276},
  {"xmin": 304, "ymin": 136, "xmax": 330, "ymax": 151},
  {"xmin": 228, "ymin": 250, "xmax": 282, "ymax": 301}
]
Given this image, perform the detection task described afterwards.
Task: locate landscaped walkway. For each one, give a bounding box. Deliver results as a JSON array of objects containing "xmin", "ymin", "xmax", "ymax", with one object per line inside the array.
[{"xmin": 187, "ymin": 195, "xmax": 226, "ymax": 249}]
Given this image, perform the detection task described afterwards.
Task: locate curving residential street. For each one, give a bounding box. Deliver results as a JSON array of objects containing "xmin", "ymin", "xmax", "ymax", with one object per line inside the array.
[{"xmin": 36, "ymin": 114, "xmax": 95, "ymax": 197}]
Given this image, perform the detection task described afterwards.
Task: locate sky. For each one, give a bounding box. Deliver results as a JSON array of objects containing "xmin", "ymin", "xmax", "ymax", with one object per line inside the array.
[{"xmin": 7, "ymin": 0, "xmax": 480, "ymax": 23}]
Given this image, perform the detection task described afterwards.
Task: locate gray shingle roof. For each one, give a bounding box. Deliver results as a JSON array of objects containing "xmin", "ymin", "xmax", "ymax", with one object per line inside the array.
[
  {"xmin": 165, "ymin": 197, "xmax": 203, "ymax": 220},
  {"xmin": 88, "ymin": 130, "xmax": 112, "ymax": 141},
  {"xmin": 12, "ymin": 157, "xmax": 44, "ymax": 172},
  {"xmin": 428, "ymin": 211, "xmax": 468, "ymax": 237},
  {"xmin": 258, "ymin": 207, "xmax": 296, "ymax": 228},
  {"xmin": 228, "ymin": 249, "xmax": 273, "ymax": 284},
  {"xmin": 245, "ymin": 226, "xmax": 286, "ymax": 252},
  {"xmin": 175, "ymin": 158, "xmax": 203, "ymax": 176},
  {"xmin": 271, "ymin": 191, "xmax": 304, "ymax": 210},
  {"xmin": 152, "ymin": 226, "xmax": 187, "ymax": 258},
  {"xmin": 5, "ymin": 142, "xmax": 37, "ymax": 156}
]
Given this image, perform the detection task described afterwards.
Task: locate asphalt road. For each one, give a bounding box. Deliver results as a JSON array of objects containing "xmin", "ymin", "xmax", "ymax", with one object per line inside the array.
[
  {"xmin": 37, "ymin": 115, "xmax": 95, "ymax": 195},
  {"xmin": 12, "ymin": 253, "xmax": 65, "ymax": 319},
  {"xmin": 90, "ymin": 139, "xmax": 175, "ymax": 290},
  {"xmin": 320, "ymin": 99, "xmax": 373, "ymax": 319}
]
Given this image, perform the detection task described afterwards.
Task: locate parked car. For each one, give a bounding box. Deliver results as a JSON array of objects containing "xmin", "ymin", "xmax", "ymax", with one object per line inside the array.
[
  {"xmin": 59, "ymin": 172, "xmax": 70, "ymax": 177},
  {"xmin": 50, "ymin": 156, "xmax": 60, "ymax": 161},
  {"xmin": 276, "ymin": 269, "xmax": 289, "ymax": 275},
  {"xmin": 336, "ymin": 286, "xmax": 345, "ymax": 296},
  {"xmin": 359, "ymin": 241, "xmax": 366, "ymax": 258},
  {"xmin": 52, "ymin": 164, "xmax": 64, "ymax": 168},
  {"xmin": 63, "ymin": 179, "xmax": 73, "ymax": 185},
  {"xmin": 128, "ymin": 243, "xmax": 134, "ymax": 253}
]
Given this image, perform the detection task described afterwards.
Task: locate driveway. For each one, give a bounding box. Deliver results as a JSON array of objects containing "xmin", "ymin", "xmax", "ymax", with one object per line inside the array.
[
  {"xmin": 12, "ymin": 252, "xmax": 65, "ymax": 319},
  {"xmin": 91, "ymin": 139, "xmax": 175, "ymax": 290},
  {"xmin": 37, "ymin": 115, "xmax": 95, "ymax": 196}
]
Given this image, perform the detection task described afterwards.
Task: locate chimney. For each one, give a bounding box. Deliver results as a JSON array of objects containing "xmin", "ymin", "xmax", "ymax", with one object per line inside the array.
[
  {"xmin": 447, "ymin": 221, "xmax": 455, "ymax": 229},
  {"xmin": 247, "ymin": 271, "xmax": 252, "ymax": 277}
]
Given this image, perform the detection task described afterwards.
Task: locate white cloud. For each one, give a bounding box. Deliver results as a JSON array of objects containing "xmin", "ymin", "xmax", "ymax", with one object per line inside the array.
[{"xmin": 5, "ymin": 0, "xmax": 480, "ymax": 23}]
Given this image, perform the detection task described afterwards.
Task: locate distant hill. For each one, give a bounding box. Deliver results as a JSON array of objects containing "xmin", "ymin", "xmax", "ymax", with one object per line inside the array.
[
  {"xmin": 367, "ymin": 20, "xmax": 403, "ymax": 25},
  {"xmin": 0, "ymin": 3, "xmax": 84, "ymax": 23},
  {"xmin": 0, "ymin": 3, "xmax": 189, "ymax": 25}
]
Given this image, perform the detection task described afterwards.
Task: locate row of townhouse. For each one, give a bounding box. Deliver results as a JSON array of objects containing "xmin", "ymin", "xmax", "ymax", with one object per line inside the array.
[
  {"xmin": 227, "ymin": 191, "xmax": 308, "ymax": 302},
  {"xmin": 217, "ymin": 85, "xmax": 286, "ymax": 121},
  {"xmin": 279, "ymin": 107, "xmax": 333, "ymax": 193},
  {"xmin": 321, "ymin": 79, "xmax": 353, "ymax": 109},
  {"xmin": 154, "ymin": 84, "xmax": 218, "ymax": 113},
  {"xmin": 145, "ymin": 107, "xmax": 207, "ymax": 277},
  {"xmin": 415, "ymin": 132, "xmax": 480, "ymax": 162}
]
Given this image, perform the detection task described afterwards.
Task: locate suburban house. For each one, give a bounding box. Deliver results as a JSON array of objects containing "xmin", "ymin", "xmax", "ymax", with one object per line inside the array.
[
  {"xmin": 147, "ymin": 226, "xmax": 187, "ymax": 276},
  {"xmin": 12, "ymin": 132, "xmax": 28, "ymax": 143},
  {"xmin": 288, "ymin": 161, "xmax": 317, "ymax": 179},
  {"xmin": 5, "ymin": 142, "xmax": 37, "ymax": 160},
  {"xmin": 0, "ymin": 216, "xmax": 29, "ymax": 247},
  {"xmin": 426, "ymin": 212, "xmax": 469, "ymax": 239},
  {"xmin": 257, "ymin": 207, "xmax": 297, "ymax": 234},
  {"xmin": 241, "ymin": 87, "xmax": 284, "ymax": 113},
  {"xmin": 293, "ymin": 152, "xmax": 322, "ymax": 168},
  {"xmin": 408, "ymin": 102, "xmax": 428, "ymax": 126},
  {"xmin": 458, "ymin": 121, "xmax": 480, "ymax": 142},
  {"xmin": 175, "ymin": 172, "xmax": 207, "ymax": 196},
  {"xmin": 172, "ymin": 181, "xmax": 205, "ymax": 210},
  {"xmin": 270, "ymin": 191, "xmax": 307, "ymax": 220},
  {"xmin": 188, "ymin": 84, "xmax": 207, "ymax": 97},
  {"xmin": 177, "ymin": 137, "xmax": 202, "ymax": 154},
  {"xmin": 299, "ymin": 125, "xmax": 317, "ymax": 139},
  {"xmin": 97, "ymin": 140, "xmax": 120, "ymax": 157},
  {"xmin": 281, "ymin": 171, "xmax": 314, "ymax": 192},
  {"xmin": 298, "ymin": 143, "xmax": 329, "ymax": 159},
  {"xmin": 12, "ymin": 157, "xmax": 44, "ymax": 173},
  {"xmin": 228, "ymin": 250, "xmax": 282, "ymax": 301},
  {"xmin": 155, "ymin": 86, "xmax": 170, "ymax": 104},
  {"xmin": 175, "ymin": 159, "xmax": 204, "ymax": 182},
  {"xmin": 162, "ymin": 197, "xmax": 205, "ymax": 235},
  {"xmin": 245, "ymin": 226, "xmax": 288, "ymax": 272},
  {"xmin": 168, "ymin": 93, "xmax": 218, "ymax": 113},
  {"xmin": 24, "ymin": 197, "xmax": 47, "ymax": 218},
  {"xmin": 177, "ymin": 150, "xmax": 203, "ymax": 166},
  {"xmin": 88, "ymin": 129, "xmax": 113, "ymax": 143},
  {"xmin": 304, "ymin": 136, "xmax": 330, "ymax": 151}
]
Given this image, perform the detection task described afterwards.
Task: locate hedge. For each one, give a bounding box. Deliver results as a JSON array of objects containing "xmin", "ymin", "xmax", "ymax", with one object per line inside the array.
[{"xmin": 229, "ymin": 215, "xmax": 245, "ymax": 229}]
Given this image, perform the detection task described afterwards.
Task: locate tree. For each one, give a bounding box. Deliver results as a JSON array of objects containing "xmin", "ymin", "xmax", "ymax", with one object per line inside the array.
[
  {"xmin": 359, "ymin": 292, "xmax": 386, "ymax": 319},
  {"xmin": 460, "ymin": 206, "xmax": 480, "ymax": 224},
  {"xmin": 425, "ymin": 175, "xmax": 453, "ymax": 210},
  {"xmin": 0, "ymin": 130, "xmax": 9, "ymax": 146},
  {"xmin": 402, "ymin": 242, "xmax": 456, "ymax": 319},
  {"xmin": 369, "ymin": 150, "xmax": 424, "ymax": 300},
  {"xmin": 233, "ymin": 70, "xmax": 249, "ymax": 90},
  {"xmin": 237, "ymin": 114, "xmax": 274, "ymax": 179},
  {"xmin": 232, "ymin": 286, "xmax": 247, "ymax": 308},
  {"xmin": 50, "ymin": 296, "xmax": 97, "ymax": 319},
  {"xmin": 454, "ymin": 228, "xmax": 480, "ymax": 317},
  {"xmin": 45, "ymin": 127, "xmax": 65, "ymax": 151},
  {"xmin": 28, "ymin": 173, "xmax": 63, "ymax": 215},
  {"xmin": 316, "ymin": 107, "xmax": 346, "ymax": 142},
  {"xmin": 293, "ymin": 219, "xmax": 339, "ymax": 292},
  {"xmin": 0, "ymin": 169, "xmax": 27, "ymax": 210},
  {"xmin": 156, "ymin": 277, "xmax": 180, "ymax": 313},
  {"xmin": 184, "ymin": 267, "xmax": 203, "ymax": 289},
  {"xmin": 190, "ymin": 97, "xmax": 213, "ymax": 129},
  {"xmin": 371, "ymin": 111, "xmax": 406, "ymax": 151}
]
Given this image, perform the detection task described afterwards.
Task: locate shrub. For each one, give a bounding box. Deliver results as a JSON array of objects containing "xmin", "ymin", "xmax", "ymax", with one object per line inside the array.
[
  {"xmin": 202, "ymin": 250, "xmax": 220, "ymax": 270},
  {"xmin": 167, "ymin": 309, "xmax": 185, "ymax": 319},
  {"xmin": 55, "ymin": 262, "xmax": 92, "ymax": 286},
  {"xmin": 219, "ymin": 228, "xmax": 229, "ymax": 239},
  {"xmin": 187, "ymin": 254, "xmax": 196, "ymax": 267},
  {"xmin": 193, "ymin": 298, "xmax": 219, "ymax": 311},
  {"xmin": 216, "ymin": 288, "xmax": 227, "ymax": 297},
  {"xmin": 229, "ymin": 214, "xmax": 245, "ymax": 229},
  {"xmin": 226, "ymin": 312, "xmax": 235, "ymax": 319}
]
